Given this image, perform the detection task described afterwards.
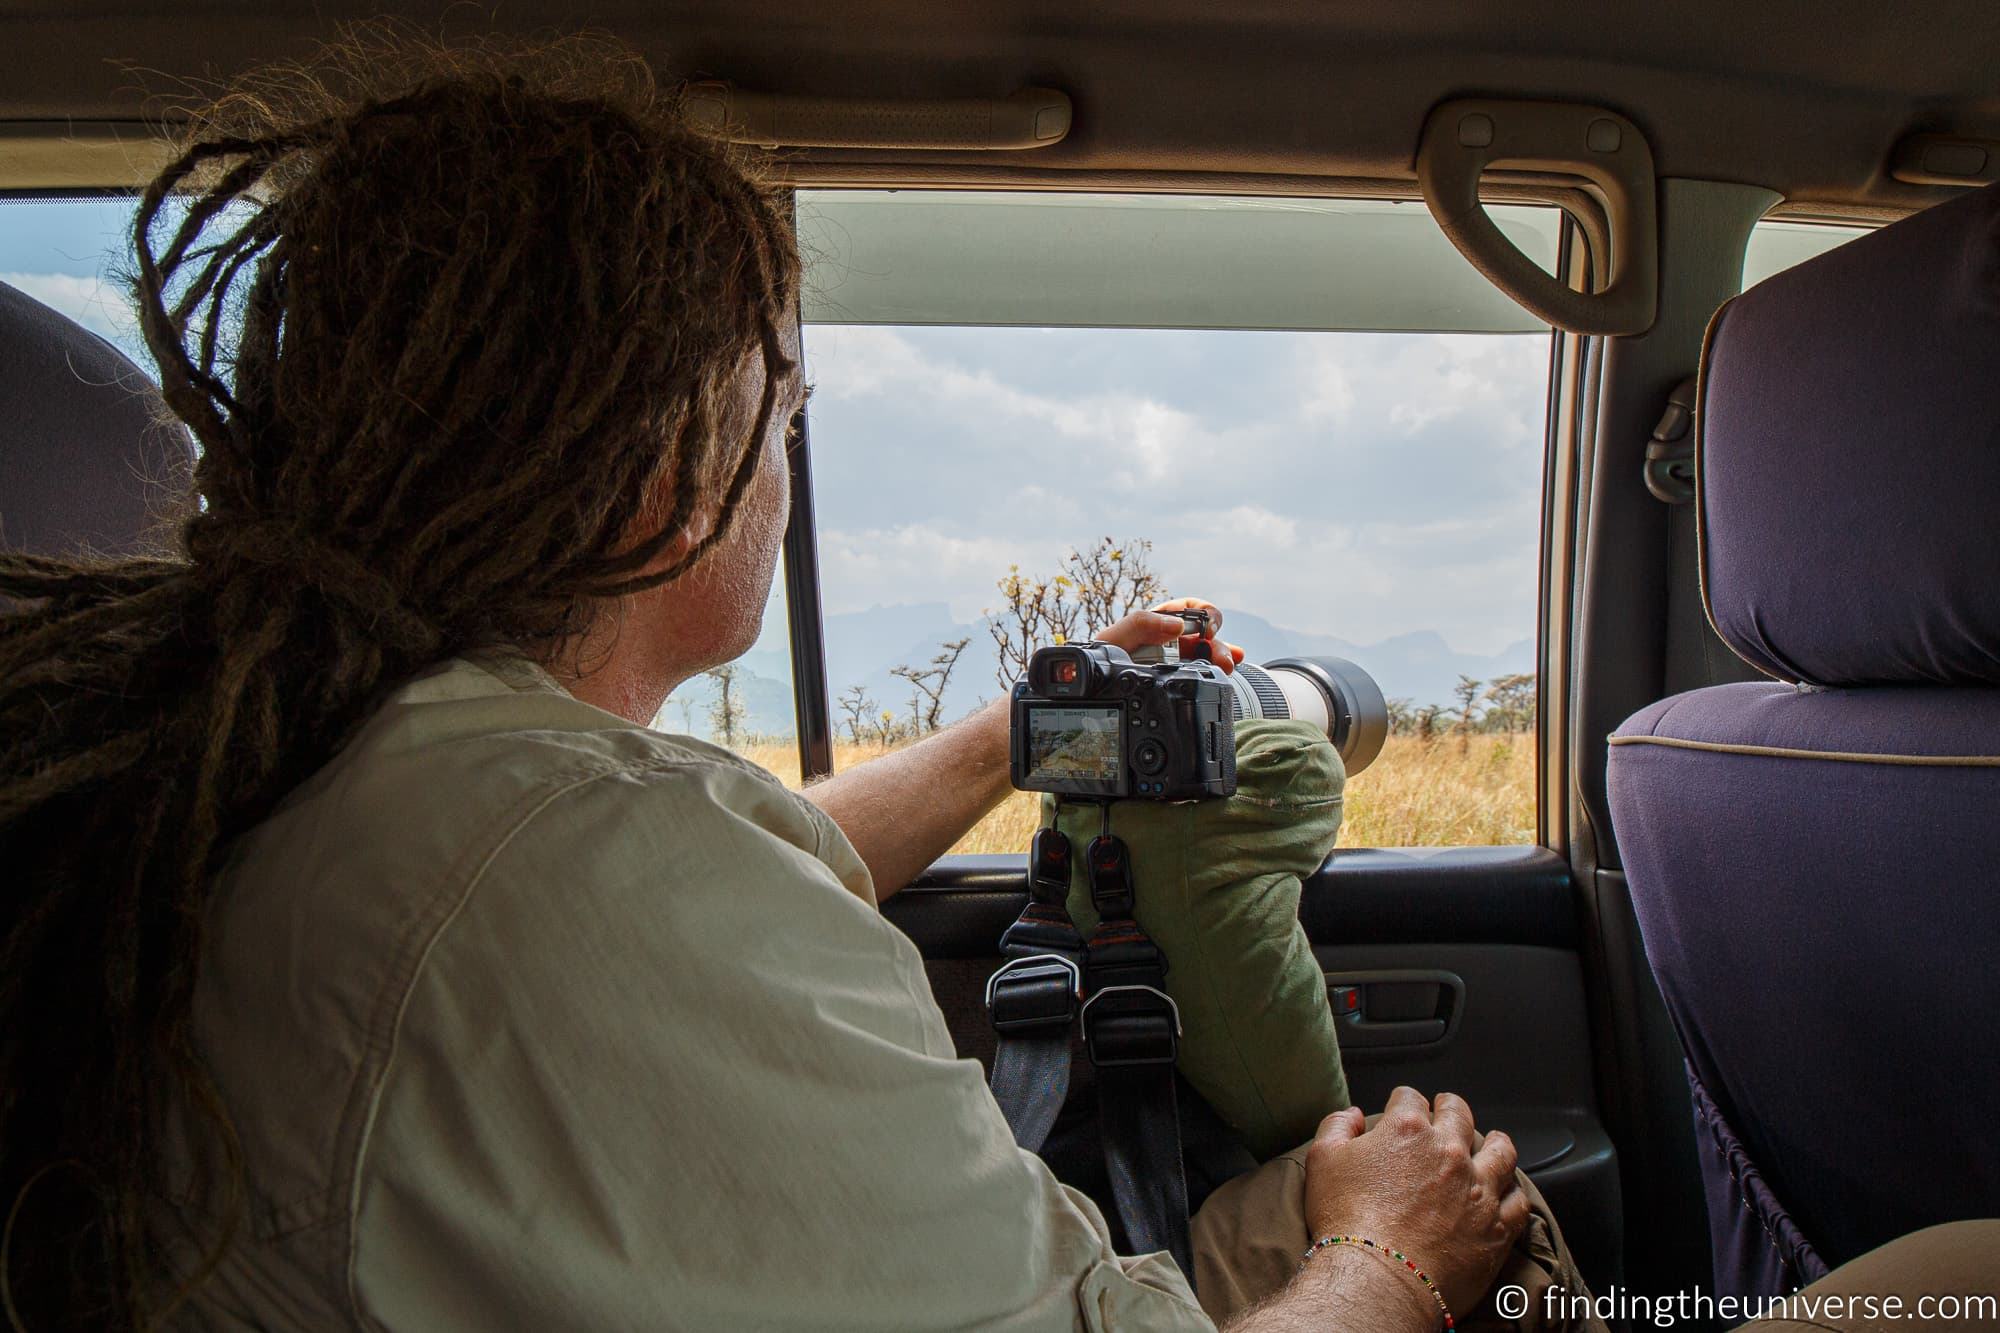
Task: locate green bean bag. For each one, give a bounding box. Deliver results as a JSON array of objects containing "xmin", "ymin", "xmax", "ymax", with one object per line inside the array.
[{"xmin": 1045, "ymin": 719, "xmax": 1350, "ymax": 1161}]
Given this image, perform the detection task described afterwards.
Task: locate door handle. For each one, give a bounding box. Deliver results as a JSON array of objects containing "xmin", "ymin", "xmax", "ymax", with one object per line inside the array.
[
  {"xmin": 1325, "ymin": 970, "xmax": 1464, "ymax": 1053},
  {"xmin": 1337, "ymin": 1013, "xmax": 1449, "ymax": 1049}
]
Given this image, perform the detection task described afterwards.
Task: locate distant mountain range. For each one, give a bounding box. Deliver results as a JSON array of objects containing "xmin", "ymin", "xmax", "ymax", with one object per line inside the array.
[{"xmin": 665, "ymin": 601, "xmax": 1533, "ymax": 743}]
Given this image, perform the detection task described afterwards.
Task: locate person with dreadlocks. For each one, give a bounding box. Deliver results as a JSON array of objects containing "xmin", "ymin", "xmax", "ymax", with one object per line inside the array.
[{"xmin": 0, "ymin": 32, "xmax": 1577, "ymax": 1333}]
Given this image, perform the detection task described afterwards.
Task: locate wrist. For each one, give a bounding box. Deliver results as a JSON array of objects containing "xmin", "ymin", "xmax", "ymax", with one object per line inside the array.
[
  {"xmin": 1299, "ymin": 1242, "xmax": 1441, "ymax": 1333},
  {"xmin": 970, "ymin": 695, "xmax": 1014, "ymax": 786}
]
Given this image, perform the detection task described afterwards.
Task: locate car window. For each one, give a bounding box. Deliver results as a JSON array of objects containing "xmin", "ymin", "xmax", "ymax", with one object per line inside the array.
[
  {"xmin": 659, "ymin": 579, "xmax": 798, "ymax": 771},
  {"xmin": 0, "ymin": 189, "xmax": 1558, "ymax": 852},
  {"xmin": 0, "ymin": 195, "xmax": 154, "ymax": 370},
  {"xmin": 1742, "ymin": 218, "xmax": 1870, "ymax": 290},
  {"xmin": 791, "ymin": 190, "xmax": 1559, "ymax": 850}
]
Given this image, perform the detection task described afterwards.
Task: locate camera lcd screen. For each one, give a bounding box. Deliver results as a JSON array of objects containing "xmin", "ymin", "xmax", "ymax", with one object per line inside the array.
[{"xmin": 1022, "ymin": 705, "xmax": 1123, "ymax": 793}]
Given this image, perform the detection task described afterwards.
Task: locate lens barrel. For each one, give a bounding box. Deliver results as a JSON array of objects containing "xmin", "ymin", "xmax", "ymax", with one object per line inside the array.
[{"xmin": 1225, "ymin": 656, "xmax": 1388, "ymax": 777}]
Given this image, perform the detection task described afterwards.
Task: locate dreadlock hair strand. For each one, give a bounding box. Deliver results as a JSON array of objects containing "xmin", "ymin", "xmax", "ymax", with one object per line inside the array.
[{"xmin": 0, "ymin": 26, "xmax": 801, "ymax": 1329}]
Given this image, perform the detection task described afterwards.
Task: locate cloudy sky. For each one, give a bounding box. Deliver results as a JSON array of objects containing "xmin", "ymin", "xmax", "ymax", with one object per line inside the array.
[
  {"xmin": 2, "ymin": 195, "xmax": 1550, "ymax": 664},
  {"xmin": 800, "ymin": 321, "xmax": 1546, "ymax": 657},
  {"xmin": 0, "ymin": 199, "xmax": 141, "ymax": 346}
]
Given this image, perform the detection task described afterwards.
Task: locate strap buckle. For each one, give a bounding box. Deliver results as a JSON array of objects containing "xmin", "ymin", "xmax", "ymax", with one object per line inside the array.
[
  {"xmin": 1081, "ymin": 983, "xmax": 1182, "ymax": 1067},
  {"xmin": 986, "ymin": 954, "xmax": 1083, "ymax": 1035}
]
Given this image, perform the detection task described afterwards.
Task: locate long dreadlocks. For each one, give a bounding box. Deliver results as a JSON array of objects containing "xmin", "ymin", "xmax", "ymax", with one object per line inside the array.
[{"xmin": 0, "ymin": 29, "xmax": 800, "ymax": 1328}]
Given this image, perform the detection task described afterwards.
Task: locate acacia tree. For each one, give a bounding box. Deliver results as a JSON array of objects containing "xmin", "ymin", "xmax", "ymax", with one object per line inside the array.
[
  {"xmin": 1451, "ymin": 675, "xmax": 1484, "ymax": 754},
  {"xmin": 1385, "ymin": 697, "xmax": 1414, "ymax": 735},
  {"xmin": 837, "ymin": 684, "xmax": 877, "ymax": 745},
  {"xmin": 1483, "ymin": 672, "xmax": 1537, "ymax": 734},
  {"xmin": 891, "ymin": 636, "xmax": 971, "ymax": 736},
  {"xmin": 705, "ymin": 664, "xmax": 747, "ymax": 749}
]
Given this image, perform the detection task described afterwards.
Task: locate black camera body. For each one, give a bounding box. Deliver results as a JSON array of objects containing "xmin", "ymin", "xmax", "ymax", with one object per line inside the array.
[{"xmin": 1009, "ymin": 642, "xmax": 1237, "ymax": 800}]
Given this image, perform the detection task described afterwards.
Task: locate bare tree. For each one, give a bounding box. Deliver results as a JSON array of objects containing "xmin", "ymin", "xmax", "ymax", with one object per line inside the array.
[
  {"xmin": 1062, "ymin": 537, "xmax": 1167, "ymax": 634},
  {"xmin": 705, "ymin": 664, "xmax": 747, "ymax": 749},
  {"xmin": 657, "ymin": 689, "xmax": 699, "ymax": 735},
  {"xmin": 892, "ymin": 637, "xmax": 971, "ymax": 735},
  {"xmin": 987, "ymin": 537, "xmax": 1164, "ymax": 689},
  {"xmin": 987, "ymin": 565, "xmax": 1082, "ymax": 690},
  {"xmin": 837, "ymin": 684, "xmax": 877, "ymax": 746}
]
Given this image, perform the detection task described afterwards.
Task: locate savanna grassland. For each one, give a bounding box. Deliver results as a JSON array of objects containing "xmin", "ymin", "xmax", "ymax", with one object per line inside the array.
[{"xmin": 741, "ymin": 730, "xmax": 1535, "ymax": 854}]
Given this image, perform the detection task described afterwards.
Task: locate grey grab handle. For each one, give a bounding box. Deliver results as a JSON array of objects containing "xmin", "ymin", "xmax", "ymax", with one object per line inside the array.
[
  {"xmin": 681, "ymin": 82, "xmax": 1072, "ymax": 151},
  {"xmin": 1416, "ymin": 98, "xmax": 1659, "ymax": 336},
  {"xmin": 1337, "ymin": 1014, "xmax": 1448, "ymax": 1049}
]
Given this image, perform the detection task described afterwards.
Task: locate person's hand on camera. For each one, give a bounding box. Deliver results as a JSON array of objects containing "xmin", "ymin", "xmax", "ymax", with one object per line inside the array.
[
  {"xmin": 1301, "ymin": 1088, "xmax": 1529, "ymax": 1321},
  {"xmin": 1094, "ymin": 597, "xmax": 1246, "ymax": 673}
]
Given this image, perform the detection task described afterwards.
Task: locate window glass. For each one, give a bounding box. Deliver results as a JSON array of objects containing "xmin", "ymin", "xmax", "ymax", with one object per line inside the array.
[
  {"xmin": 796, "ymin": 191, "xmax": 1554, "ymax": 850},
  {"xmin": 1741, "ymin": 219, "xmax": 1870, "ymax": 291},
  {"xmin": 657, "ymin": 576, "xmax": 798, "ymax": 769},
  {"xmin": 0, "ymin": 195, "xmax": 154, "ymax": 370}
]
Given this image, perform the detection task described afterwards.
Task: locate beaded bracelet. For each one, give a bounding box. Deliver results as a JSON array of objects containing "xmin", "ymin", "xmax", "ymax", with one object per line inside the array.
[{"xmin": 1298, "ymin": 1234, "xmax": 1455, "ymax": 1330}]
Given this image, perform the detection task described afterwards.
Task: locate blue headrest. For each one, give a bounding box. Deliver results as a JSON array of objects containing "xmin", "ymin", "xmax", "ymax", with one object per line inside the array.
[
  {"xmin": 0, "ymin": 279, "xmax": 191, "ymax": 558},
  {"xmin": 1698, "ymin": 182, "xmax": 2000, "ymax": 687}
]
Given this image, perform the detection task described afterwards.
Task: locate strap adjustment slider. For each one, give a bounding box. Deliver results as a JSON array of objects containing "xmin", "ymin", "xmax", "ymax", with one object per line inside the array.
[
  {"xmin": 986, "ymin": 954, "xmax": 1083, "ymax": 1035},
  {"xmin": 1081, "ymin": 983, "xmax": 1182, "ymax": 1067}
]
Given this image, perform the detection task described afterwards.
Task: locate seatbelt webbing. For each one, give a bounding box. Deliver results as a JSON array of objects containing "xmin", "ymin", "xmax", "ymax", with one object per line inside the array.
[
  {"xmin": 1646, "ymin": 373, "xmax": 1765, "ymax": 695},
  {"xmin": 986, "ymin": 828, "xmax": 1085, "ymax": 1154},
  {"xmin": 1080, "ymin": 832, "xmax": 1192, "ymax": 1281}
]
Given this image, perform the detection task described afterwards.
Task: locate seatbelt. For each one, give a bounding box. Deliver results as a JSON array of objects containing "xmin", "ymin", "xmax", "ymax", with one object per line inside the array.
[
  {"xmin": 986, "ymin": 826, "xmax": 1086, "ymax": 1154},
  {"xmin": 1079, "ymin": 826, "xmax": 1192, "ymax": 1281},
  {"xmin": 985, "ymin": 812, "xmax": 1194, "ymax": 1283},
  {"xmin": 1644, "ymin": 374, "xmax": 1764, "ymax": 695}
]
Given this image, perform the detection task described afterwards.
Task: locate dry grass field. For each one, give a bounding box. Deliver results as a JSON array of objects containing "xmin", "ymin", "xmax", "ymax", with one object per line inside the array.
[{"xmin": 740, "ymin": 732, "xmax": 1535, "ymax": 853}]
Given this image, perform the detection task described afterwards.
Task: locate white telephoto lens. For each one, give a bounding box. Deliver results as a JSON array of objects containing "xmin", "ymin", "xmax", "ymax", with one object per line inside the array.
[{"xmin": 1220, "ymin": 657, "xmax": 1388, "ymax": 776}]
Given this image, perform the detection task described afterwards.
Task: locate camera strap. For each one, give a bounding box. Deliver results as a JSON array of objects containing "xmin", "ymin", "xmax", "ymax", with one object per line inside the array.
[
  {"xmin": 986, "ymin": 825, "xmax": 1087, "ymax": 1154},
  {"xmin": 1080, "ymin": 827, "xmax": 1192, "ymax": 1282},
  {"xmin": 985, "ymin": 813, "xmax": 1193, "ymax": 1285}
]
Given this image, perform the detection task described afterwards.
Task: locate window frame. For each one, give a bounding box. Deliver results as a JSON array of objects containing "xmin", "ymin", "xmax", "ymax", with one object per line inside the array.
[{"xmin": 778, "ymin": 183, "xmax": 1593, "ymax": 851}]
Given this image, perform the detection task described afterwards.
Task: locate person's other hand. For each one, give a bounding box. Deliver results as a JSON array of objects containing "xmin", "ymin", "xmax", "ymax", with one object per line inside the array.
[
  {"xmin": 1301, "ymin": 1089, "xmax": 1529, "ymax": 1320},
  {"xmin": 1094, "ymin": 597, "xmax": 1246, "ymax": 673}
]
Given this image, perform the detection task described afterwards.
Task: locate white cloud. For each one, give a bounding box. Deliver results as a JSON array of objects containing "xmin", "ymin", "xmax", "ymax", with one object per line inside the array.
[
  {"xmin": 2, "ymin": 271, "xmax": 138, "ymax": 347},
  {"xmin": 819, "ymin": 522, "xmax": 1043, "ymax": 622},
  {"xmin": 1296, "ymin": 343, "xmax": 1357, "ymax": 424},
  {"xmin": 1212, "ymin": 504, "xmax": 1300, "ymax": 549},
  {"xmin": 807, "ymin": 325, "xmax": 1252, "ymax": 485},
  {"xmin": 1380, "ymin": 335, "xmax": 1542, "ymax": 444}
]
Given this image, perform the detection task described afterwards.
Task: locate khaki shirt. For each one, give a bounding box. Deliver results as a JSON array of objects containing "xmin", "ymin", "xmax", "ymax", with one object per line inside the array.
[{"xmin": 161, "ymin": 653, "xmax": 1210, "ymax": 1331}]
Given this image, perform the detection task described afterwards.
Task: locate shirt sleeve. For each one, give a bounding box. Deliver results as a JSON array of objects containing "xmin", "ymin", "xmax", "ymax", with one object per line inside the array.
[{"xmin": 348, "ymin": 751, "xmax": 1213, "ymax": 1332}]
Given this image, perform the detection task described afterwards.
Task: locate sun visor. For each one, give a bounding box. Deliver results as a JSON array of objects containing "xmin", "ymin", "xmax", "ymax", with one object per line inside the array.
[{"xmin": 797, "ymin": 190, "xmax": 1558, "ymax": 334}]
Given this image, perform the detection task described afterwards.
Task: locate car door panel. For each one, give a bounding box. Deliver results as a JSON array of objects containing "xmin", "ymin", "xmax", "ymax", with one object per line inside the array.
[{"xmin": 888, "ymin": 847, "xmax": 1621, "ymax": 1292}]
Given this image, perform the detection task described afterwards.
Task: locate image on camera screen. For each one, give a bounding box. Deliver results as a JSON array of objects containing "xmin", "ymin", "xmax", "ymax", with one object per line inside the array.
[{"xmin": 1024, "ymin": 706, "xmax": 1124, "ymax": 788}]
